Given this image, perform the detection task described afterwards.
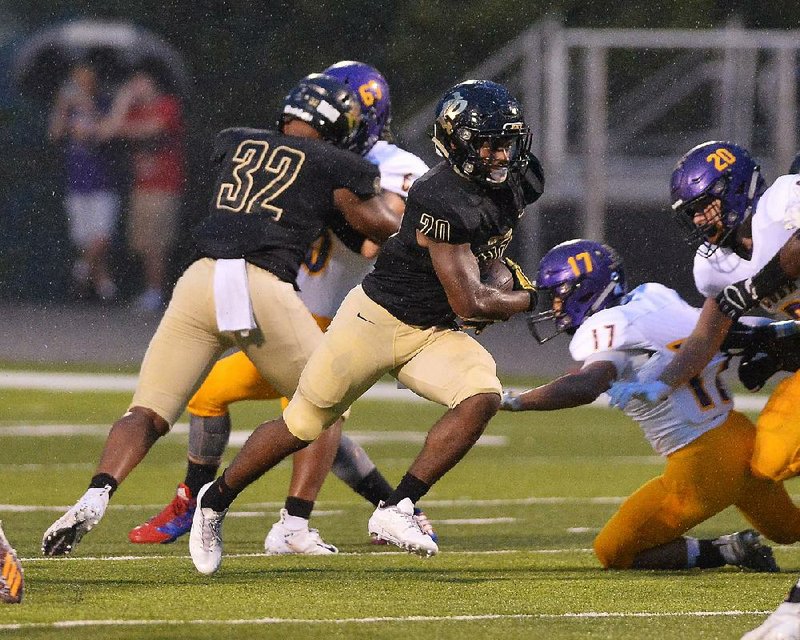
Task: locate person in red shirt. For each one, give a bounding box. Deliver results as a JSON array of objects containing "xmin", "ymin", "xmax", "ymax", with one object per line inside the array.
[{"xmin": 100, "ymin": 69, "xmax": 185, "ymax": 311}]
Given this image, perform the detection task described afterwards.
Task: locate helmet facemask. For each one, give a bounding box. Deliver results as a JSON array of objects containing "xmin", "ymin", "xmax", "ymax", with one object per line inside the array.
[{"xmin": 453, "ymin": 127, "xmax": 532, "ymax": 186}]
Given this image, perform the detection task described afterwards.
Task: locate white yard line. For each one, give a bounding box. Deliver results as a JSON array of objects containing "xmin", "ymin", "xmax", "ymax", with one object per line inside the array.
[
  {"xmin": 0, "ymin": 369, "xmax": 771, "ymax": 411},
  {"xmin": 0, "ymin": 609, "xmax": 773, "ymax": 631}
]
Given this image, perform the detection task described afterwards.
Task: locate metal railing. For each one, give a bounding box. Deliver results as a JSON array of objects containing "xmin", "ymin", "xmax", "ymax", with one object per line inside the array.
[{"xmin": 399, "ymin": 19, "xmax": 800, "ymax": 243}]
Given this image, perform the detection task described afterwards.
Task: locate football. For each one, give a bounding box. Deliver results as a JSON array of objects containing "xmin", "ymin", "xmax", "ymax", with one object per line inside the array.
[{"xmin": 480, "ymin": 259, "xmax": 514, "ymax": 291}]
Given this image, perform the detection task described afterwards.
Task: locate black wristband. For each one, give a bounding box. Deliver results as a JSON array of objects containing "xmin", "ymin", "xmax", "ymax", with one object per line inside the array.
[
  {"xmin": 751, "ymin": 251, "xmax": 795, "ymax": 300},
  {"xmin": 527, "ymin": 289, "xmax": 538, "ymax": 312}
]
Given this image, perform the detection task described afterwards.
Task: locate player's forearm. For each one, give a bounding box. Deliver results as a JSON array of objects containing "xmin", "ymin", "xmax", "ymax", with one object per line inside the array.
[
  {"xmin": 658, "ymin": 300, "xmax": 732, "ymax": 389},
  {"xmin": 461, "ymin": 288, "xmax": 532, "ymax": 321},
  {"xmin": 513, "ymin": 375, "xmax": 601, "ymax": 411},
  {"xmin": 779, "ymin": 232, "xmax": 800, "ymax": 280}
]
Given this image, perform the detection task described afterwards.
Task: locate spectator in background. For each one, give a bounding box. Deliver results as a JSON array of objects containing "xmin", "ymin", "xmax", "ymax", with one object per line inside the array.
[
  {"xmin": 48, "ymin": 61, "xmax": 120, "ymax": 302},
  {"xmin": 100, "ymin": 68, "xmax": 185, "ymax": 312}
]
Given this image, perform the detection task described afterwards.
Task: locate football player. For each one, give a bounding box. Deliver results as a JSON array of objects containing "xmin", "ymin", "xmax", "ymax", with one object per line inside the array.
[
  {"xmin": 506, "ymin": 239, "xmax": 800, "ymax": 572},
  {"xmin": 607, "ymin": 142, "xmax": 800, "ymax": 484},
  {"xmin": 41, "ymin": 73, "xmax": 401, "ymax": 556},
  {"xmin": 128, "ymin": 61, "xmax": 435, "ymax": 554},
  {"xmin": 188, "ymin": 79, "xmax": 545, "ymax": 574}
]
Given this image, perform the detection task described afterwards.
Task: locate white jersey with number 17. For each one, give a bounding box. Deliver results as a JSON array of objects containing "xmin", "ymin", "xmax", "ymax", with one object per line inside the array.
[{"xmin": 569, "ymin": 282, "xmax": 732, "ymax": 456}]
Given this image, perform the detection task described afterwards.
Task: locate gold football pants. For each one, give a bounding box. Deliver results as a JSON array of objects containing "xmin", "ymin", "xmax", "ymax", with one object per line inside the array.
[
  {"xmin": 283, "ymin": 286, "xmax": 502, "ymax": 441},
  {"xmin": 594, "ymin": 410, "xmax": 800, "ymax": 569},
  {"xmin": 129, "ymin": 258, "xmax": 323, "ymax": 425},
  {"xmin": 187, "ymin": 316, "xmax": 332, "ymax": 417},
  {"xmin": 751, "ymin": 371, "xmax": 800, "ymax": 481}
]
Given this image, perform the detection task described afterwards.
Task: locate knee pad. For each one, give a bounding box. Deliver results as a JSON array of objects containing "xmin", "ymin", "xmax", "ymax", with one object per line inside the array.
[
  {"xmin": 188, "ymin": 413, "xmax": 232, "ymax": 465},
  {"xmin": 283, "ymin": 392, "xmax": 338, "ymax": 442},
  {"xmin": 331, "ymin": 433, "xmax": 376, "ymax": 486}
]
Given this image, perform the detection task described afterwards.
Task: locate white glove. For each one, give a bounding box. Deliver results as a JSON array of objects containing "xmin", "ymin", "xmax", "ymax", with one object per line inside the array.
[
  {"xmin": 607, "ymin": 380, "xmax": 670, "ymax": 410},
  {"xmin": 500, "ymin": 390, "xmax": 523, "ymax": 411},
  {"xmin": 741, "ymin": 601, "xmax": 800, "ymax": 640}
]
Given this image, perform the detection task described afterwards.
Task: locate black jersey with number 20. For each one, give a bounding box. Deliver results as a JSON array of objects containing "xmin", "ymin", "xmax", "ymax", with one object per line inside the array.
[
  {"xmin": 363, "ymin": 161, "xmax": 527, "ymax": 328},
  {"xmin": 193, "ymin": 127, "xmax": 380, "ymax": 285}
]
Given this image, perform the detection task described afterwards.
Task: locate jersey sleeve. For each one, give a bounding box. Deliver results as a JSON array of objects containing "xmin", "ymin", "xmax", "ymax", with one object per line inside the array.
[
  {"xmin": 368, "ymin": 144, "xmax": 430, "ymax": 197},
  {"xmin": 326, "ymin": 149, "xmax": 382, "ymax": 198},
  {"xmin": 569, "ymin": 308, "xmax": 647, "ymax": 364},
  {"xmin": 405, "ymin": 173, "xmax": 478, "ymax": 245}
]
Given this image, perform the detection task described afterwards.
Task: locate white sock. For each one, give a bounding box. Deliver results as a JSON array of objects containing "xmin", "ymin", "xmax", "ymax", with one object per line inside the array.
[
  {"xmin": 284, "ymin": 514, "xmax": 309, "ymax": 531},
  {"xmin": 685, "ymin": 537, "xmax": 700, "ymax": 568}
]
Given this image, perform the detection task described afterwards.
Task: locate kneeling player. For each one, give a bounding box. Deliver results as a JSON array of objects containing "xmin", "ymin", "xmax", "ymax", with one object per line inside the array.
[{"xmin": 504, "ymin": 239, "xmax": 800, "ymax": 571}]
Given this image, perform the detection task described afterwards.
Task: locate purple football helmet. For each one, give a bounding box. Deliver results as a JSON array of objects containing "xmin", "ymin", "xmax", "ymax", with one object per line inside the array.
[
  {"xmin": 324, "ymin": 60, "xmax": 391, "ymax": 155},
  {"xmin": 528, "ymin": 239, "xmax": 626, "ymax": 344},
  {"xmin": 670, "ymin": 141, "xmax": 765, "ymax": 254}
]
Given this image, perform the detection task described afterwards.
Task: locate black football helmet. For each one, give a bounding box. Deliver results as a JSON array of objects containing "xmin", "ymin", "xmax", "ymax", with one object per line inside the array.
[
  {"xmin": 432, "ymin": 79, "xmax": 531, "ymax": 187},
  {"xmin": 279, "ymin": 73, "xmax": 364, "ymax": 149}
]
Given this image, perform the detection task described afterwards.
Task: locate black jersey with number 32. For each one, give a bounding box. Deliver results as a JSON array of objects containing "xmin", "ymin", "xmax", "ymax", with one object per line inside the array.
[
  {"xmin": 193, "ymin": 127, "xmax": 380, "ymax": 285},
  {"xmin": 362, "ymin": 161, "xmax": 525, "ymax": 328}
]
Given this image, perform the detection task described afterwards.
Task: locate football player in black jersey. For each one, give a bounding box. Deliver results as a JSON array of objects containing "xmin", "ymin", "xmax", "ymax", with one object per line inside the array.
[
  {"xmin": 41, "ymin": 73, "xmax": 401, "ymax": 557},
  {"xmin": 189, "ymin": 79, "xmax": 545, "ymax": 573}
]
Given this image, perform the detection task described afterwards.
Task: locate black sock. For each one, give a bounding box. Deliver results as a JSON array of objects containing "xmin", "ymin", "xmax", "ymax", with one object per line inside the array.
[
  {"xmin": 284, "ymin": 496, "xmax": 314, "ymax": 520},
  {"xmin": 696, "ymin": 539, "xmax": 726, "ymax": 568},
  {"xmin": 200, "ymin": 472, "xmax": 238, "ymax": 512},
  {"xmin": 353, "ymin": 468, "xmax": 395, "ymax": 507},
  {"xmin": 89, "ymin": 473, "xmax": 118, "ymax": 497},
  {"xmin": 184, "ymin": 461, "xmax": 218, "ymax": 497},
  {"xmin": 384, "ymin": 473, "xmax": 430, "ymax": 507}
]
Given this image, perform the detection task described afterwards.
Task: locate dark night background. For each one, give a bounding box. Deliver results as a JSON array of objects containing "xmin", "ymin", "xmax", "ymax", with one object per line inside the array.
[{"xmin": 1, "ymin": 1, "xmax": 799, "ymax": 307}]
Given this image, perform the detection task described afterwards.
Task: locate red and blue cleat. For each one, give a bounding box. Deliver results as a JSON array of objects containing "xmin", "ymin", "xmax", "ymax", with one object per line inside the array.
[{"xmin": 128, "ymin": 484, "xmax": 196, "ymax": 544}]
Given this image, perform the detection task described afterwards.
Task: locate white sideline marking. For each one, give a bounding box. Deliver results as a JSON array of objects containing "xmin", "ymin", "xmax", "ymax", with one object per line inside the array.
[
  {"xmin": 437, "ymin": 517, "xmax": 516, "ymax": 525},
  {"xmin": 0, "ymin": 610, "xmax": 773, "ymax": 631},
  {"xmin": 0, "ymin": 370, "xmax": 426, "ymax": 402},
  {"xmin": 0, "ymin": 496, "xmax": 629, "ymax": 513},
  {"xmin": 0, "ymin": 423, "xmax": 507, "ymax": 447},
  {"xmin": 8, "ymin": 493, "xmax": 800, "ymax": 514},
  {"xmin": 19, "ymin": 549, "xmax": 584, "ymax": 563},
  {"xmin": 0, "ymin": 369, "xmax": 771, "ymax": 411}
]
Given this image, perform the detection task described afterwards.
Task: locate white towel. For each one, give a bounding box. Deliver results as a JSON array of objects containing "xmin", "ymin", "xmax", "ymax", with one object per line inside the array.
[{"xmin": 214, "ymin": 259, "xmax": 257, "ymax": 335}]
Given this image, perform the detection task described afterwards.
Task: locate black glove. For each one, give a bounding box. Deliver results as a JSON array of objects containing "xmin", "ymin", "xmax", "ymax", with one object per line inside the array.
[
  {"xmin": 715, "ymin": 279, "xmax": 758, "ymax": 320},
  {"xmin": 738, "ymin": 350, "xmax": 782, "ymax": 391},
  {"xmin": 502, "ymin": 257, "xmax": 538, "ymax": 311},
  {"xmin": 737, "ymin": 321, "xmax": 800, "ymax": 390}
]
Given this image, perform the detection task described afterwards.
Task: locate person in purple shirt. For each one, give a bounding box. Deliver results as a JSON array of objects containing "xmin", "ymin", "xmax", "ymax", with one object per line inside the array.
[{"xmin": 49, "ymin": 62, "xmax": 120, "ymax": 301}]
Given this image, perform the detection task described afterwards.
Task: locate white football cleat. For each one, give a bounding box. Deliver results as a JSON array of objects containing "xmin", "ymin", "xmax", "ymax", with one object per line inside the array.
[
  {"xmin": 41, "ymin": 486, "xmax": 111, "ymax": 556},
  {"xmin": 368, "ymin": 498, "xmax": 438, "ymax": 557},
  {"xmin": 189, "ymin": 483, "xmax": 227, "ymax": 575},
  {"xmin": 742, "ymin": 602, "xmax": 800, "ymax": 640},
  {"xmin": 264, "ymin": 509, "xmax": 338, "ymax": 555}
]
